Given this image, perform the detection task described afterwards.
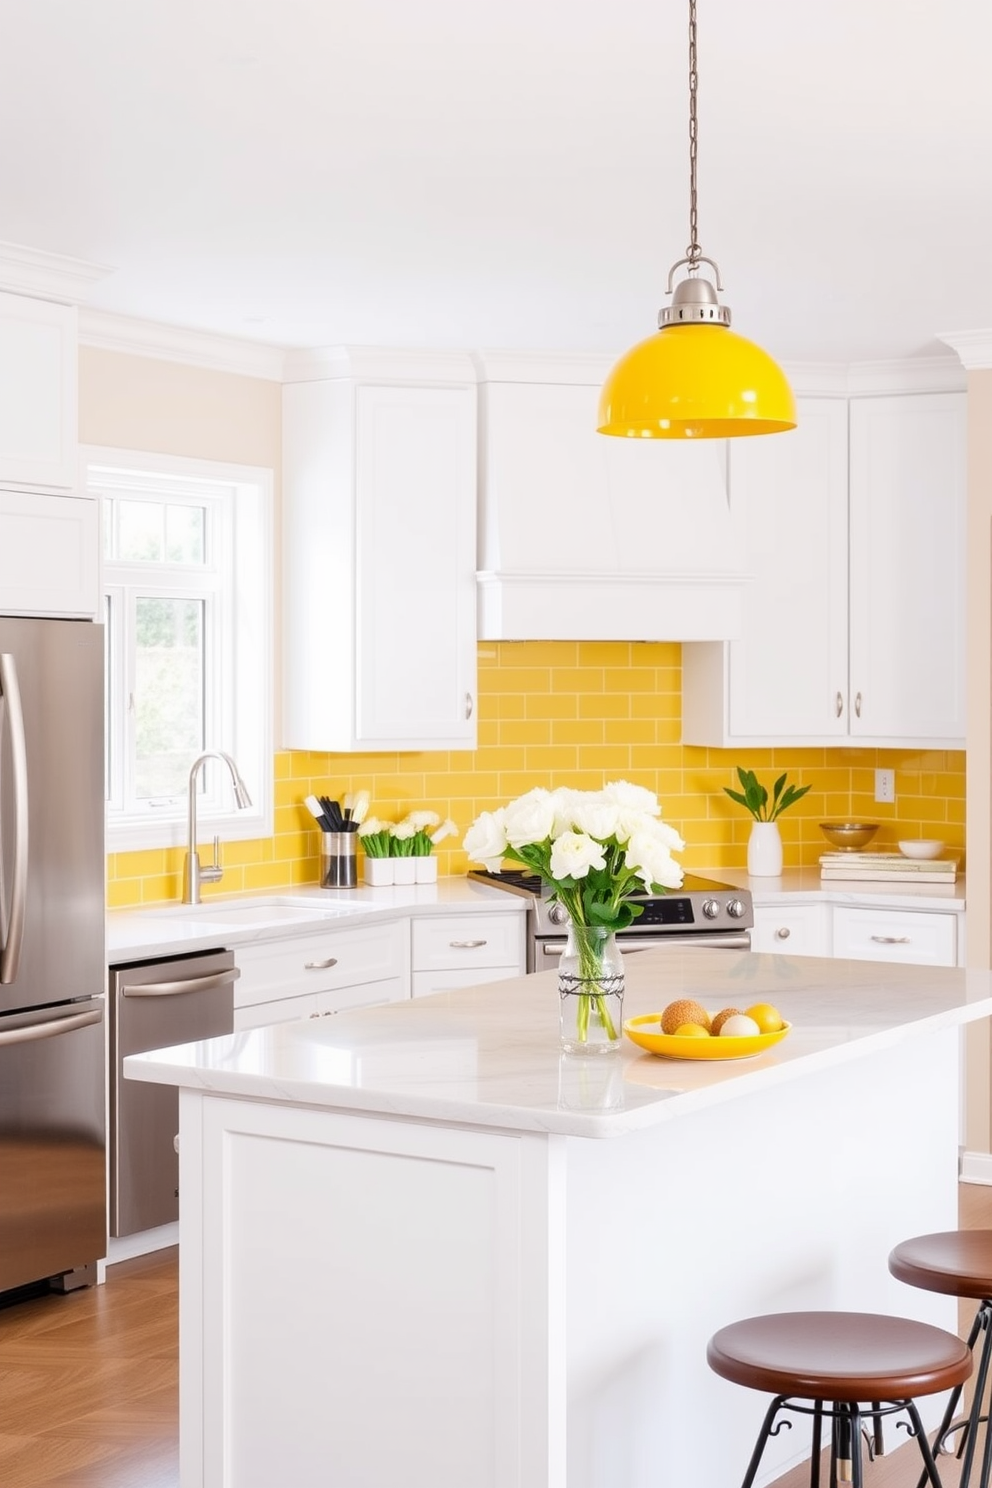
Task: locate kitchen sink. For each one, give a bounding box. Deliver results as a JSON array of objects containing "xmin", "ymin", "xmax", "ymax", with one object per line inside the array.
[{"xmin": 143, "ymin": 896, "xmax": 372, "ymax": 924}]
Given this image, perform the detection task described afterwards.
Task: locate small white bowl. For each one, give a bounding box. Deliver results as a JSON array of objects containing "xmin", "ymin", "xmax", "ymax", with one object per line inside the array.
[{"xmin": 898, "ymin": 839, "xmax": 945, "ymax": 860}]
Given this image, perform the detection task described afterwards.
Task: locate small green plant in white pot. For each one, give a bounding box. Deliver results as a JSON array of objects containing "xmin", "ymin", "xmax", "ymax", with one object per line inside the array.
[{"xmin": 723, "ymin": 769, "xmax": 812, "ymax": 877}]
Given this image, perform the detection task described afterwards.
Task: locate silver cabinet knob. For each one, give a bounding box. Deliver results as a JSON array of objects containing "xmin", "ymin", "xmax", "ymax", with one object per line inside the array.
[{"xmin": 775, "ymin": 927, "xmax": 791, "ymax": 940}]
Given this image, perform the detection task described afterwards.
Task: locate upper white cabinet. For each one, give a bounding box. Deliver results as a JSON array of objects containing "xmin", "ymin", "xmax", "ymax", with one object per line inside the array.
[
  {"xmin": 475, "ymin": 353, "xmax": 748, "ymax": 642},
  {"xmin": 0, "ymin": 292, "xmax": 78, "ymax": 491},
  {"xmin": 282, "ymin": 349, "xmax": 478, "ymax": 752},
  {"xmin": 0, "ymin": 491, "xmax": 99, "ymax": 618},
  {"xmin": 683, "ymin": 386, "xmax": 966, "ymax": 747}
]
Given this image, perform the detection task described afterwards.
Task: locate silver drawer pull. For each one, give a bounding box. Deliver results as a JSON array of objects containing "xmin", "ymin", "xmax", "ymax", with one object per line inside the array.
[
  {"xmin": 855, "ymin": 691, "xmax": 863, "ymax": 718},
  {"xmin": 835, "ymin": 691, "xmax": 844, "ymax": 718},
  {"xmin": 304, "ymin": 957, "xmax": 338, "ymax": 970},
  {"xmin": 870, "ymin": 935, "xmax": 910, "ymax": 944},
  {"xmin": 775, "ymin": 927, "xmax": 791, "ymax": 940},
  {"xmin": 449, "ymin": 939, "xmax": 487, "ymax": 949}
]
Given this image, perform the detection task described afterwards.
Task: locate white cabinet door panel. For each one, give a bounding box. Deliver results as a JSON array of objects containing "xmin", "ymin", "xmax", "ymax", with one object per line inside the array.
[
  {"xmin": 848, "ymin": 394, "xmax": 966, "ymax": 741},
  {"xmin": 751, "ymin": 903, "xmax": 830, "ymax": 957},
  {"xmin": 725, "ymin": 398, "xmax": 849, "ymax": 739},
  {"xmin": 0, "ymin": 293, "xmax": 77, "ymax": 490},
  {"xmin": 0, "ymin": 491, "xmax": 99, "ymax": 617}
]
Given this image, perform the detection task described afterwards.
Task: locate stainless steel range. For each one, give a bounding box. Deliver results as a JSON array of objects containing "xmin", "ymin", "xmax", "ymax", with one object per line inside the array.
[{"xmin": 468, "ymin": 869, "xmax": 753, "ymax": 972}]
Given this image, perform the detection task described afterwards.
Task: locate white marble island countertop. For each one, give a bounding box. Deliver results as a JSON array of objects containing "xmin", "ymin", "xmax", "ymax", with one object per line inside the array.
[{"xmin": 126, "ymin": 946, "xmax": 992, "ymax": 1139}]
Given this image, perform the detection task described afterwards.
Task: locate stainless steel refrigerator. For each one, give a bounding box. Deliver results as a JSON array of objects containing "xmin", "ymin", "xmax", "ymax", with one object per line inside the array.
[{"xmin": 0, "ymin": 617, "xmax": 106, "ymax": 1294}]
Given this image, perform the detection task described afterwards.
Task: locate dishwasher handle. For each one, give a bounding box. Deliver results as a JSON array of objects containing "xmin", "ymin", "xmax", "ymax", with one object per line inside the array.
[{"xmin": 121, "ymin": 967, "xmax": 241, "ymax": 998}]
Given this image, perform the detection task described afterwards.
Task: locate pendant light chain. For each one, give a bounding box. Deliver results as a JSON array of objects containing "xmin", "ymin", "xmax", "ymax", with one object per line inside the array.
[{"xmin": 687, "ymin": 0, "xmax": 701, "ymax": 269}]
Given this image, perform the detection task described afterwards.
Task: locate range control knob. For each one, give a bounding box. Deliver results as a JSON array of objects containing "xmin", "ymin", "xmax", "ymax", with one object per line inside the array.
[
  {"xmin": 701, "ymin": 898, "xmax": 721, "ymax": 919},
  {"xmin": 726, "ymin": 898, "xmax": 747, "ymax": 920},
  {"xmin": 547, "ymin": 901, "xmax": 570, "ymax": 926}
]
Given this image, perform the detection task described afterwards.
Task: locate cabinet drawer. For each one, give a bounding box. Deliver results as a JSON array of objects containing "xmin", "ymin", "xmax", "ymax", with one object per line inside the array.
[
  {"xmin": 233, "ymin": 976, "xmax": 405, "ymax": 1030},
  {"xmin": 751, "ymin": 904, "xmax": 829, "ymax": 958},
  {"xmin": 831, "ymin": 907, "xmax": 958, "ymax": 967},
  {"xmin": 411, "ymin": 914, "xmax": 525, "ymax": 973},
  {"xmin": 412, "ymin": 966, "xmax": 521, "ymax": 998},
  {"xmin": 235, "ymin": 920, "xmax": 405, "ymax": 1007}
]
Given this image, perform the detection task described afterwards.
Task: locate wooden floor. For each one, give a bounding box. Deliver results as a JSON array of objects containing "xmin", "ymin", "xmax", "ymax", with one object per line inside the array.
[
  {"xmin": 0, "ymin": 1191, "xmax": 991, "ymax": 1487},
  {"xmin": 0, "ymin": 1248, "xmax": 178, "ymax": 1487}
]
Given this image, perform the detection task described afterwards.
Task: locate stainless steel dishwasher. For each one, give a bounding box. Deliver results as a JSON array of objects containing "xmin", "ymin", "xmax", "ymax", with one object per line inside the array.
[{"xmin": 109, "ymin": 948, "xmax": 239, "ymax": 1237}]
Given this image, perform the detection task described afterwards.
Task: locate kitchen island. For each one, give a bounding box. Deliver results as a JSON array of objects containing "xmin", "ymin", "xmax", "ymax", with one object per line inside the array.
[{"xmin": 126, "ymin": 948, "xmax": 992, "ymax": 1488}]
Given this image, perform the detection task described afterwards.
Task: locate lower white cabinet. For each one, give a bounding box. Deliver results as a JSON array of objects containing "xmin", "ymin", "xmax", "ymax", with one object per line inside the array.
[
  {"xmin": 753, "ymin": 898, "xmax": 962, "ymax": 967},
  {"xmin": 233, "ymin": 920, "xmax": 408, "ymax": 1030},
  {"xmin": 0, "ymin": 491, "xmax": 99, "ymax": 617},
  {"xmin": 411, "ymin": 913, "xmax": 525, "ymax": 997},
  {"xmin": 831, "ymin": 906, "xmax": 959, "ymax": 968},
  {"xmin": 751, "ymin": 903, "xmax": 829, "ymax": 958}
]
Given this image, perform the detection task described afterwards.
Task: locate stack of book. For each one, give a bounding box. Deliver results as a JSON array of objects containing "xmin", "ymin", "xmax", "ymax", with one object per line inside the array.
[{"xmin": 820, "ymin": 852, "xmax": 958, "ymax": 883}]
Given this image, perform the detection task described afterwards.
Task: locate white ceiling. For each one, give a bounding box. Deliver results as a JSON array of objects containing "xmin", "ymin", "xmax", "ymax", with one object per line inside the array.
[{"xmin": 2, "ymin": 0, "xmax": 990, "ymax": 364}]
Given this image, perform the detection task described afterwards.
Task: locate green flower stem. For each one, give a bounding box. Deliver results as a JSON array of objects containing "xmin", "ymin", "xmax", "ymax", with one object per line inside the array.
[{"xmin": 566, "ymin": 925, "xmax": 620, "ymax": 1044}]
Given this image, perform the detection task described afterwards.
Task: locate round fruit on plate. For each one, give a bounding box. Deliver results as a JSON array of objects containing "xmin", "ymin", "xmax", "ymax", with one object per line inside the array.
[{"xmin": 625, "ymin": 1001, "xmax": 790, "ymax": 1061}]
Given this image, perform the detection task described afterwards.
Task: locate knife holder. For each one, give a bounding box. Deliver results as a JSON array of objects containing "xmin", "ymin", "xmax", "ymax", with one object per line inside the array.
[{"xmin": 320, "ymin": 831, "xmax": 357, "ymax": 888}]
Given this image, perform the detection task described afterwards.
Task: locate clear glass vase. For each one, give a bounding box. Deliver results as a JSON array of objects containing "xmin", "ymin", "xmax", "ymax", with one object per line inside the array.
[{"xmin": 558, "ymin": 924, "xmax": 625, "ymax": 1055}]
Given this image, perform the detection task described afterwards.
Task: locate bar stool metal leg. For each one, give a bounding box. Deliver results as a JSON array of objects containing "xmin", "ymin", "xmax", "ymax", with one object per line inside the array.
[
  {"xmin": 740, "ymin": 1394, "xmax": 790, "ymax": 1488},
  {"xmin": 906, "ymin": 1399, "xmax": 948, "ymax": 1488},
  {"xmin": 950, "ymin": 1300, "xmax": 992, "ymax": 1488}
]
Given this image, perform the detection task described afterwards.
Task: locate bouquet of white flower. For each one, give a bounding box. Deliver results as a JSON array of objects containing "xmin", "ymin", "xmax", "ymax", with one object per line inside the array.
[
  {"xmin": 465, "ymin": 781, "xmax": 684, "ymax": 1050},
  {"xmin": 463, "ymin": 780, "xmax": 684, "ymax": 933}
]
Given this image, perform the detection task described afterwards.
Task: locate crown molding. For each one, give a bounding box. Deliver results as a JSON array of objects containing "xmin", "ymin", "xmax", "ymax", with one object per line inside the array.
[
  {"xmin": 472, "ymin": 349, "xmax": 614, "ymax": 384},
  {"xmin": 0, "ymin": 241, "xmax": 112, "ymax": 302},
  {"xmin": 937, "ymin": 329, "xmax": 992, "ymax": 370},
  {"xmin": 783, "ymin": 356, "xmax": 965, "ymax": 396},
  {"xmin": 78, "ymin": 308, "xmax": 288, "ymax": 381},
  {"xmin": 283, "ymin": 344, "xmax": 478, "ymax": 384}
]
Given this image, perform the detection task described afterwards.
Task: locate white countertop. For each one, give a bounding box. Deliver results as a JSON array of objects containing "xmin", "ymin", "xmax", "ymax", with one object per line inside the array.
[
  {"xmin": 711, "ymin": 865, "xmax": 967, "ymax": 910},
  {"xmin": 126, "ymin": 946, "xmax": 992, "ymax": 1139},
  {"xmin": 106, "ymin": 877, "xmax": 526, "ymax": 962}
]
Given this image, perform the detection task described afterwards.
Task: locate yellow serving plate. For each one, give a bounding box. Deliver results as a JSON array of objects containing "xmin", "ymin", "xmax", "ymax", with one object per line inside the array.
[{"xmin": 623, "ymin": 1013, "xmax": 791, "ymax": 1061}]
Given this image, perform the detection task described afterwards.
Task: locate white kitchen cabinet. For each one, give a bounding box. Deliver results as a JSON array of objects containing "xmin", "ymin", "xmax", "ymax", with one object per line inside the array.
[
  {"xmin": 831, "ymin": 905, "xmax": 959, "ymax": 968},
  {"xmin": 282, "ymin": 350, "xmax": 477, "ymax": 751},
  {"xmin": 0, "ymin": 490, "xmax": 99, "ymax": 617},
  {"xmin": 410, "ymin": 912, "xmax": 526, "ymax": 997},
  {"xmin": 751, "ymin": 902, "xmax": 830, "ymax": 958},
  {"xmin": 232, "ymin": 919, "xmax": 408, "ymax": 1030},
  {"xmin": 475, "ymin": 354, "xmax": 748, "ymax": 641},
  {"xmin": 682, "ymin": 390, "xmax": 966, "ymax": 747},
  {"xmin": 0, "ymin": 292, "xmax": 78, "ymax": 491}
]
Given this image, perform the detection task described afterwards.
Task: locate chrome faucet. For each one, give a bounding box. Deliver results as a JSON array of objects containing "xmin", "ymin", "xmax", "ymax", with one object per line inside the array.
[{"xmin": 181, "ymin": 751, "xmax": 253, "ymax": 905}]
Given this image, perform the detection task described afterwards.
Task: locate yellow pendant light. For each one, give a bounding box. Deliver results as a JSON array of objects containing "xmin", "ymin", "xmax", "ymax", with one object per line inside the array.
[{"xmin": 598, "ymin": 0, "xmax": 796, "ymax": 440}]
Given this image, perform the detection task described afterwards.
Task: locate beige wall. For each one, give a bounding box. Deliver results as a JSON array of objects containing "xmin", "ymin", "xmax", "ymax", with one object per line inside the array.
[
  {"xmin": 966, "ymin": 368, "xmax": 992, "ymax": 1152},
  {"xmin": 77, "ymin": 344, "xmax": 284, "ymax": 715}
]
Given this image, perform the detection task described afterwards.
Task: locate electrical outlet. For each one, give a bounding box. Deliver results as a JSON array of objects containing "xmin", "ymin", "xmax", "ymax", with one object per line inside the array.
[{"xmin": 875, "ymin": 768, "xmax": 895, "ymax": 804}]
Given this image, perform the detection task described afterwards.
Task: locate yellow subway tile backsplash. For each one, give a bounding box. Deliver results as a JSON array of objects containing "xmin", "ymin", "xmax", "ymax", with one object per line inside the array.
[{"xmin": 107, "ymin": 641, "xmax": 968, "ymax": 905}]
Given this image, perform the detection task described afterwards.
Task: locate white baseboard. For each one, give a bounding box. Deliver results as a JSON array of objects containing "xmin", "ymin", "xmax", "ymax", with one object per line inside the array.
[
  {"xmin": 98, "ymin": 1222, "xmax": 180, "ymax": 1281},
  {"xmin": 960, "ymin": 1150, "xmax": 992, "ymax": 1185}
]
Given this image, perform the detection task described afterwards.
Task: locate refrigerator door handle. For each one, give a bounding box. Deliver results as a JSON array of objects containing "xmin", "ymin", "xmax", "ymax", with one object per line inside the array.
[
  {"xmin": 120, "ymin": 967, "xmax": 241, "ymax": 998},
  {"xmin": 0, "ymin": 651, "xmax": 29, "ymax": 986},
  {"xmin": 0, "ymin": 1003, "xmax": 102, "ymax": 1047}
]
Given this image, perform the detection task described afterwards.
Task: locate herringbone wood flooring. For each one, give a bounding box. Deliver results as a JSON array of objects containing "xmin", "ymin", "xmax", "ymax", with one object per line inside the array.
[{"xmin": 0, "ymin": 1248, "xmax": 178, "ymax": 1487}]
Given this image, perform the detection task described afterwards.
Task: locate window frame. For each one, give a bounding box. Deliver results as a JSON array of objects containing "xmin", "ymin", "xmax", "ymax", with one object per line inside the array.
[{"xmin": 87, "ymin": 446, "xmax": 274, "ymax": 854}]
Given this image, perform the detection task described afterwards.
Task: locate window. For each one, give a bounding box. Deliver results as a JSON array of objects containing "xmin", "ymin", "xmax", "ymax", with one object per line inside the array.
[{"xmin": 89, "ymin": 448, "xmax": 273, "ymax": 852}]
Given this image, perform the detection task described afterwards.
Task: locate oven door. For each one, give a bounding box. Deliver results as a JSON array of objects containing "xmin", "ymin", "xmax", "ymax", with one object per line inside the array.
[{"xmin": 534, "ymin": 928, "xmax": 751, "ymax": 967}]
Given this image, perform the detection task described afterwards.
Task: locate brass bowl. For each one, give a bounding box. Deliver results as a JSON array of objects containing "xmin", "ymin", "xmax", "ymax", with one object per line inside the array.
[{"xmin": 819, "ymin": 822, "xmax": 879, "ymax": 851}]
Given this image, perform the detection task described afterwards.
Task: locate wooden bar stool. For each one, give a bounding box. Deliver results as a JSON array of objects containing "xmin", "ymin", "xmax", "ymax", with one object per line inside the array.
[
  {"xmin": 707, "ymin": 1310, "xmax": 971, "ymax": 1487},
  {"xmin": 890, "ymin": 1230, "xmax": 992, "ymax": 1488}
]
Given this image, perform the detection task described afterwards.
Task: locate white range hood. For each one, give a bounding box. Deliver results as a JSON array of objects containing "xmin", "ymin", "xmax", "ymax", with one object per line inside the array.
[{"xmin": 474, "ymin": 353, "xmax": 749, "ymax": 642}]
